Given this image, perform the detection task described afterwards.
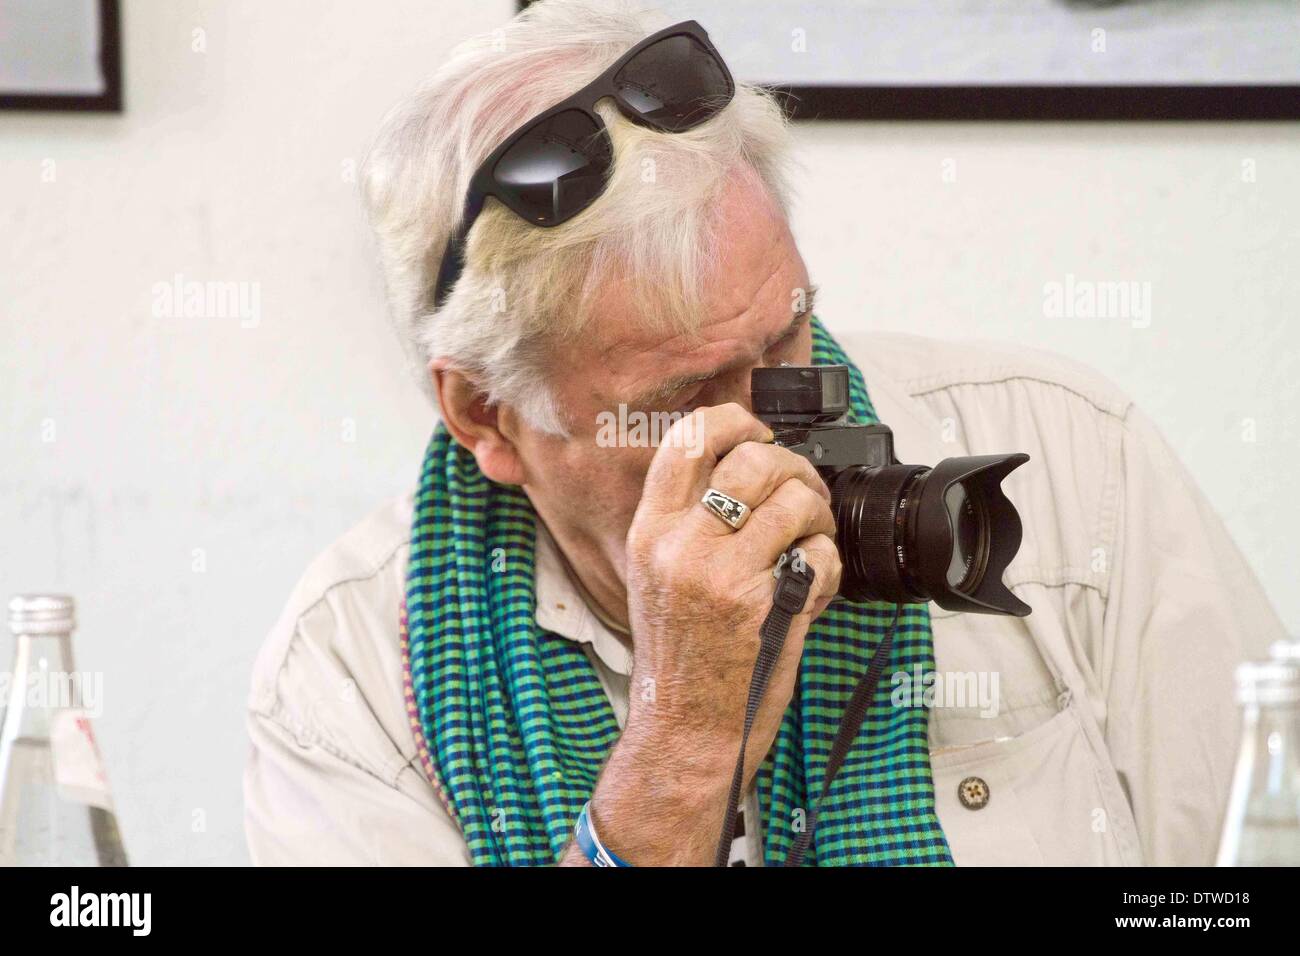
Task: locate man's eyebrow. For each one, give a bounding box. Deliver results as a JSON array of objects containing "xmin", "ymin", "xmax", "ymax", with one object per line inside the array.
[{"xmin": 625, "ymin": 287, "xmax": 817, "ymax": 408}]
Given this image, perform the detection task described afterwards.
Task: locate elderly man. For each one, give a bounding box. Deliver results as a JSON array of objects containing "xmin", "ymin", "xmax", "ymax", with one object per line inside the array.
[{"xmin": 243, "ymin": 1, "xmax": 1284, "ymax": 866}]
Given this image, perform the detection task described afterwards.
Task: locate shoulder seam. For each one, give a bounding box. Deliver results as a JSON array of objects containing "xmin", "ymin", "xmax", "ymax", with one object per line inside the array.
[
  {"xmin": 904, "ymin": 372, "xmax": 1132, "ymax": 420},
  {"xmin": 290, "ymin": 533, "xmax": 409, "ymax": 632},
  {"xmin": 249, "ymin": 534, "xmax": 409, "ymax": 734}
]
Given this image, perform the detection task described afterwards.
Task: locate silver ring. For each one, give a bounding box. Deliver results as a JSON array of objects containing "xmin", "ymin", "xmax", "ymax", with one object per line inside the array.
[{"xmin": 700, "ymin": 487, "xmax": 751, "ymax": 531}]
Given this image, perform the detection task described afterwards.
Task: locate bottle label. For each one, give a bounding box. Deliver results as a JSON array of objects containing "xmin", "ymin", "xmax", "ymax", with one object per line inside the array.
[{"xmin": 49, "ymin": 710, "xmax": 114, "ymax": 811}]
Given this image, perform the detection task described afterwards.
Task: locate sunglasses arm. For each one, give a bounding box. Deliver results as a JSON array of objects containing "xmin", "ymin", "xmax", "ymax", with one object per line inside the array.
[{"xmin": 432, "ymin": 189, "xmax": 487, "ymax": 310}]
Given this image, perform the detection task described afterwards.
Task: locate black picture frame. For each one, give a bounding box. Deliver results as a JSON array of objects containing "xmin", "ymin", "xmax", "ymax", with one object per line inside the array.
[
  {"xmin": 769, "ymin": 83, "xmax": 1300, "ymax": 121},
  {"xmin": 517, "ymin": 1, "xmax": 1300, "ymax": 121},
  {"xmin": 0, "ymin": 0, "xmax": 123, "ymax": 112}
]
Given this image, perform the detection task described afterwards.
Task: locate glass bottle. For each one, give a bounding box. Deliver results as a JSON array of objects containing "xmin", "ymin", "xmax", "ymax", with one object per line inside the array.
[
  {"xmin": 0, "ymin": 594, "xmax": 128, "ymax": 866},
  {"xmin": 1216, "ymin": 640, "xmax": 1300, "ymax": 866}
]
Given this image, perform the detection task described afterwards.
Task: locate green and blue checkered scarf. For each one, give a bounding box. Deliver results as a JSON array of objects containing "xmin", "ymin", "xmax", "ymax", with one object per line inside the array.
[{"xmin": 403, "ymin": 318, "xmax": 952, "ymax": 866}]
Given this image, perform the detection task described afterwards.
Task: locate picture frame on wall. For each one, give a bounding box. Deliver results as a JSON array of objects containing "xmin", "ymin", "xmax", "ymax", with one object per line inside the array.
[
  {"xmin": 0, "ymin": 0, "xmax": 122, "ymax": 112},
  {"xmin": 520, "ymin": 0, "xmax": 1300, "ymax": 120}
]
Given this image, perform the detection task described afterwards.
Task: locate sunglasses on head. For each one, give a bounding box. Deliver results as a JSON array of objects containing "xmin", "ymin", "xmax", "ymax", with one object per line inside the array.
[{"xmin": 431, "ymin": 19, "xmax": 735, "ymax": 310}]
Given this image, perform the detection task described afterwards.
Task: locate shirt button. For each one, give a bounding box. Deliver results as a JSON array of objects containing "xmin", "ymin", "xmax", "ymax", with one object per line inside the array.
[{"xmin": 958, "ymin": 776, "xmax": 990, "ymax": 810}]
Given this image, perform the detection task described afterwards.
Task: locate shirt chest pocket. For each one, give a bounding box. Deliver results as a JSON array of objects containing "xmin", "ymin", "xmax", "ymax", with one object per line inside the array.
[
  {"xmin": 929, "ymin": 696, "xmax": 1141, "ymax": 866},
  {"xmin": 925, "ymin": 611, "xmax": 1142, "ymax": 866}
]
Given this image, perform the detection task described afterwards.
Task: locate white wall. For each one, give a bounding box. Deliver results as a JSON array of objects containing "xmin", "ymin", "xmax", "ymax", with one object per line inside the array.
[{"xmin": 1, "ymin": 0, "xmax": 1295, "ymax": 865}]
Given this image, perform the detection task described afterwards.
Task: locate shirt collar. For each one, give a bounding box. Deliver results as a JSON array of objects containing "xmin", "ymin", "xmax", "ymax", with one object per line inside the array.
[{"xmin": 534, "ymin": 521, "xmax": 634, "ymax": 678}]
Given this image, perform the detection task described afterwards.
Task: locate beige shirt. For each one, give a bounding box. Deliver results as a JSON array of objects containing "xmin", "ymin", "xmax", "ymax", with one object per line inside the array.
[{"xmin": 243, "ymin": 332, "xmax": 1286, "ymax": 866}]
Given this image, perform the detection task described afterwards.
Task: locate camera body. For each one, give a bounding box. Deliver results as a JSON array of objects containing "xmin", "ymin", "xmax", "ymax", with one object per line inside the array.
[{"xmin": 753, "ymin": 364, "xmax": 1031, "ymax": 616}]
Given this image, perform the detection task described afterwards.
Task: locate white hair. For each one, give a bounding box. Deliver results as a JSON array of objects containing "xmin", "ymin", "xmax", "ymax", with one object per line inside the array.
[{"xmin": 361, "ymin": 0, "xmax": 792, "ymax": 434}]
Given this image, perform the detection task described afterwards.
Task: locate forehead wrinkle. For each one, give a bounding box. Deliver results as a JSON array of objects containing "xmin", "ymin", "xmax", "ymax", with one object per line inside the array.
[
  {"xmin": 621, "ymin": 307, "xmax": 810, "ymax": 408},
  {"xmin": 649, "ymin": 260, "xmax": 813, "ymax": 380}
]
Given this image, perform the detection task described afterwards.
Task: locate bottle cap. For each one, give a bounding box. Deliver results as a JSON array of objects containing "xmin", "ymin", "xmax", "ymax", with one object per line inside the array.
[
  {"xmin": 7, "ymin": 594, "xmax": 76, "ymax": 636},
  {"xmin": 1236, "ymin": 640, "xmax": 1300, "ymax": 706}
]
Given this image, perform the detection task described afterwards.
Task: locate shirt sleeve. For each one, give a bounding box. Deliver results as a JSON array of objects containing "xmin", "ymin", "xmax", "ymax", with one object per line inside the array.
[{"xmin": 1100, "ymin": 405, "xmax": 1286, "ymax": 866}]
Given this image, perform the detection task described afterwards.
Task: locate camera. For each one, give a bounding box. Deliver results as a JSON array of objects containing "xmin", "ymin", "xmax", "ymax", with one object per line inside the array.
[{"xmin": 752, "ymin": 364, "xmax": 1031, "ymax": 616}]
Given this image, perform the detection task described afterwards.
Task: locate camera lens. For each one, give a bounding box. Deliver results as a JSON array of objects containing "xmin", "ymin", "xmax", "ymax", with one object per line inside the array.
[
  {"xmin": 944, "ymin": 482, "xmax": 988, "ymax": 592},
  {"xmin": 830, "ymin": 454, "xmax": 1030, "ymax": 616},
  {"xmin": 829, "ymin": 463, "xmax": 925, "ymax": 605}
]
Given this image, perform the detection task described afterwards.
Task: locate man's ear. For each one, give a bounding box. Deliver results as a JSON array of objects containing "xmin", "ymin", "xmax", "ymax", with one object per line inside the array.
[{"xmin": 431, "ymin": 362, "xmax": 527, "ymax": 486}]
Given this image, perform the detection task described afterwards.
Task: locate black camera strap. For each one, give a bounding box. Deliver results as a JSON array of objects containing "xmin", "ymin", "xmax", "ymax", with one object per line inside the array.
[
  {"xmin": 712, "ymin": 550, "xmax": 814, "ymax": 867},
  {"xmin": 713, "ymin": 548, "xmax": 900, "ymax": 868},
  {"xmin": 783, "ymin": 603, "xmax": 899, "ymax": 867}
]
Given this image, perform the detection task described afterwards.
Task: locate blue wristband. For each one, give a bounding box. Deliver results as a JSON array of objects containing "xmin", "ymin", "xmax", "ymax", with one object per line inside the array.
[{"xmin": 574, "ymin": 801, "xmax": 632, "ymax": 867}]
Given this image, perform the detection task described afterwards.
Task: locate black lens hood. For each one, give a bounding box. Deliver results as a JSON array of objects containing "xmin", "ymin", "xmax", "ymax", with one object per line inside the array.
[{"xmin": 911, "ymin": 453, "xmax": 1031, "ymax": 616}]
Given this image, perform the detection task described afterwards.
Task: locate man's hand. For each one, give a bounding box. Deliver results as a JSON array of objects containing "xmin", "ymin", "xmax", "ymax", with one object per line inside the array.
[{"xmin": 562, "ymin": 402, "xmax": 841, "ymax": 866}]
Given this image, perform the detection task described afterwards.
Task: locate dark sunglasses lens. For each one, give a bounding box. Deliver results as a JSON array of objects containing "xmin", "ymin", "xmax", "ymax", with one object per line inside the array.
[
  {"xmin": 614, "ymin": 35, "xmax": 733, "ymax": 131},
  {"xmin": 492, "ymin": 109, "xmax": 611, "ymax": 225}
]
